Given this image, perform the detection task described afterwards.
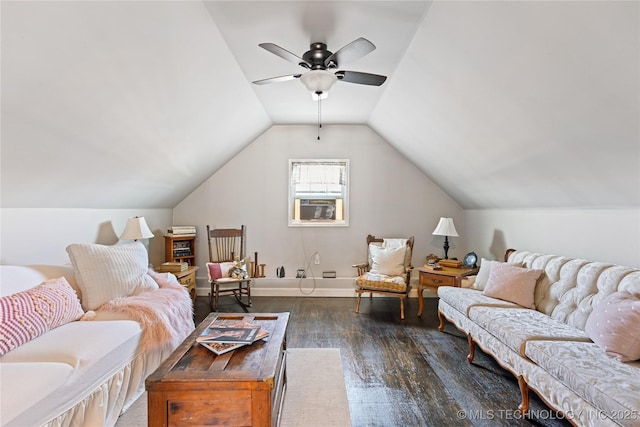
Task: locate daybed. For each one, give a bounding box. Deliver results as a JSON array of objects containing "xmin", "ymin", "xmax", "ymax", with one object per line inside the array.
[
  {"xmin": 0, "ymin": 242, "xmax": 194, "ymax": 427},
  {"xmin": 437, "ymin": 249, "xmax": 640, "ymax": 427}
]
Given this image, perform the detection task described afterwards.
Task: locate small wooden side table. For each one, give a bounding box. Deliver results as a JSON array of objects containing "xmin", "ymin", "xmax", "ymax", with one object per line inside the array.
[
  {"xmin": 173, "ymin": 266, "xmax": 199, "ymax": 305},
  {"xmin": 417, "ymin": 266, "xmax": 478, "ymax": 317}
]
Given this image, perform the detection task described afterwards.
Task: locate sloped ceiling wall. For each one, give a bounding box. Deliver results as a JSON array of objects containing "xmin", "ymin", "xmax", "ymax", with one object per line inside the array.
[
  {"xmin": 1, "ymin": 1, "xmax": 638, "ymax": 211},
  {"xmin": 372, "ymin": 0, "xmax": 639, "ymax": 209},
  {"xmin": 1, "ymin": 1, "xmax": 270, "ymax": 208}
]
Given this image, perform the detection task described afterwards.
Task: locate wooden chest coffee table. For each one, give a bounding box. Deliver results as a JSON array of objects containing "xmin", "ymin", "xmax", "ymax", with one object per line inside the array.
[{"xmin": 146, "ymin": 312, "xmax": 289, "ymax": 427}]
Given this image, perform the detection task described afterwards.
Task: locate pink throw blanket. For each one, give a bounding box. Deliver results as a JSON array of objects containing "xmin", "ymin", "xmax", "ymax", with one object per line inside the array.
[{"xmin": 92, "ymin": 269, "xmax": 194, "ymax": 352}]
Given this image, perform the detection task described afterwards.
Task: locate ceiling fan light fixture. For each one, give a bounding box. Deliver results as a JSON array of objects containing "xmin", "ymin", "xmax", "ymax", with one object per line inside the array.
[
  {"xmin": 300, "ymin": 70, "xmax": 337, "ymax": 100},
  {"xmin": 312, "ymin": 91, "xmax": 328, "ymax": 101}
]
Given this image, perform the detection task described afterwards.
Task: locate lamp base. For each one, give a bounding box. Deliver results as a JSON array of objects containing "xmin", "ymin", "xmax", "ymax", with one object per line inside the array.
[{"xmin": 443, "ymin": 236, "xmax": 450, "ymax": 259}]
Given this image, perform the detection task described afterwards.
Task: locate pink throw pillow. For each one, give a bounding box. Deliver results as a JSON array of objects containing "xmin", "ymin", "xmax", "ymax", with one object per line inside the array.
[
  {"xmin": 585, "ymin": 291, "xmax": 640, "ymax": 362},
  {"xmin": 206, "ymin": 262, "xmax": 235, "ymax": 280},
  {"xmin": 482, "ymin": 262, "xmax": 543, "ymax": 309},
  {"xmin": 0, "ymin": 277, "xmax": 84, "ymax": 355}
]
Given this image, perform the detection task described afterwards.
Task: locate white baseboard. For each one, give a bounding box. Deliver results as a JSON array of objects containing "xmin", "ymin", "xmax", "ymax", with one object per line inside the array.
[{"xmin": 194, "ymin": 276, "xmax": 436, "ymax": 298}]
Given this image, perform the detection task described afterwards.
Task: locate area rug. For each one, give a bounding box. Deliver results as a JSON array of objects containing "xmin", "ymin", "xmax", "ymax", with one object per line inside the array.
[{"xmin": 115, "ymin": 347, "xmax": 351, "ymax": 427}]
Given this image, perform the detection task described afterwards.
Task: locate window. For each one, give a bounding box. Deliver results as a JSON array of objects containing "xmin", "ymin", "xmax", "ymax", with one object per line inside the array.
[{"xmin": 288, "ymin": 159, "xmax": 349, "ymax": 227}]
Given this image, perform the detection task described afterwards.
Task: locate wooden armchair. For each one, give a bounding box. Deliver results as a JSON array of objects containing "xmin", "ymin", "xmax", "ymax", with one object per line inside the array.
[{"xmin": 352, "ymin": 235, "xmax": 414, "ymax": 319}]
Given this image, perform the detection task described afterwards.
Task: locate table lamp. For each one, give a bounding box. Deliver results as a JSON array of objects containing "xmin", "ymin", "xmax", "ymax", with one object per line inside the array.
[
  {"xmin": 432, "ymin": 217, "xmax": 458, "ymax": 259},
  {"xmin": 120, "ymin": 216, "xmax": 154, "ymax": 241}
]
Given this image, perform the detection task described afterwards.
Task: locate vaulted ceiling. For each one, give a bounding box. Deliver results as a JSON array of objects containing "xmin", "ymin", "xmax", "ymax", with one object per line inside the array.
[{"xmin": 2, "ymin": 1, "xmax": 638, "ymax": 210}]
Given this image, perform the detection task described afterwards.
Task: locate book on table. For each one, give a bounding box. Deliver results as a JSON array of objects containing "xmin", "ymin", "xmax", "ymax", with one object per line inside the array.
[
  {"xmin": 197, "ymin": 320, "xmax": 270, "ymax": 354},
  {"xmin": 200, "ymin": 341, "xmax": 247, "ymax": 355},
  {"xmin": 197, "ymin": 325, "xmax": 260, "ymax": 344},
  {"xmin": 156, "ymin": 262, "xmax": 188, "ymax": 273}
]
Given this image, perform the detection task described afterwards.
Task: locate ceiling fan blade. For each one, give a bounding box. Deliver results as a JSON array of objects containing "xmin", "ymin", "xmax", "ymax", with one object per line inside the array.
[
  {"xmin": 324, "ymin": 37, "xmax": 375, "ymax": 68},
  {"xmin": 335, "ymin": 70, "xmax": 387, "ymax": 86},
  {"xmin": 259, "ymin": 43, "xmax": 312, "ymax": 69},
  {"xmin": 252, "ymin": 74, "xmax": 302, "ymax": 85}
]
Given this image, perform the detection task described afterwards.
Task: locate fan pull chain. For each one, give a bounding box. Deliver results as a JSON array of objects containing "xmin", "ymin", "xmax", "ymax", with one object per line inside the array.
[{"xmin": 316, "ymin": 91, "xmax": 322, "ymax": 140}]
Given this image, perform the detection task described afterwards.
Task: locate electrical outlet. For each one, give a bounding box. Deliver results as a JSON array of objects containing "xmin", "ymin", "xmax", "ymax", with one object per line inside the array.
[{"xmin": 314, "ymin": 253, "xmax": 320, "ymax": 265}]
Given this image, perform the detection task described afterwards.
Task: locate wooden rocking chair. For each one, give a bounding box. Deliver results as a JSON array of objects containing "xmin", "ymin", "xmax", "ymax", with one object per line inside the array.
[{"xmin": 206, "ymin": 225, "xmax": 252, "ymax": 311}]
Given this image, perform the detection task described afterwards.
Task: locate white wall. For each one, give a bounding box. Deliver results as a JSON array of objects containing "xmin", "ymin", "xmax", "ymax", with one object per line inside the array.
[
  {"xmin": 465, "ymin": 208, "xmax": 640, "ymax": 268},
  {"xmin": 173, "ymin": 124, "xmax": 464, "ymax": 295},
  {"xmin": 0, "ymin": 208, "xmax": 172, "ymax": 266}
]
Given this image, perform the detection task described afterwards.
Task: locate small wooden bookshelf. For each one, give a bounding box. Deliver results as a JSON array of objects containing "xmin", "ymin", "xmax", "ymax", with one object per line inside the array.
[{"xmin": 164, "ymin": 234, "xmax": 196, "ymax": 266}]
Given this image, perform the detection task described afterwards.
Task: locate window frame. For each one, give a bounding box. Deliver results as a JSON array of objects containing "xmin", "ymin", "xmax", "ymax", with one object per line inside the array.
[{"xmin": 288, "ymin": 159, "xmax": 350, "ymax": 227}]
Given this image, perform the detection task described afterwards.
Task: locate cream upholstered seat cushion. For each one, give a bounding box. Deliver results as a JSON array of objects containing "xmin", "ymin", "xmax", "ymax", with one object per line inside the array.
[
  {"xmin": 66, "ymin": 241, "xmax": 158, "ymax": 311},
  {"xmin": 0, "ymin": 319, "xmax": 143, "ymax": 427},
  {"xmin": 356, "ymin": 273, "xmax": 407, "ymax": 292},
  {"xmin": 0, "ymin": 362, "xmax": 73, "ymax": 426},
  {"xmin": 437, "ymin": 287, "xmax": 520, "ymax": 317},
  {"xmin": 525, "ymin": 340, "xmax": 640, "ymax": 425},
  {"xmin": 469, "ymin": 306, "xmax": 589, "ymax": 356}
]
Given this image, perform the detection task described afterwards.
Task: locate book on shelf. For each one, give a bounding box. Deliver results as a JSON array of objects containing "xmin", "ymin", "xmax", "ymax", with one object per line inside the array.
[
  {"xmin": 165, "ymin": 233, "xmax": 196, "ymax": 238},
  {"xmin": 173, "ymin": 250, "xmax": 192, "ymax": 257},
  {"xmin": 168, "ymin": 226, "xmax": 196, "ymax": 235}
]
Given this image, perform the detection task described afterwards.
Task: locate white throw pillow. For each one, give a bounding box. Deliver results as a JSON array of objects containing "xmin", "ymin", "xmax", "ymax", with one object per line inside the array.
[
  {"xmin": 66, "ymin": 241, "xmax": 158, "ymax": 310},
  {"xmin": 382, "ymin": 238, "xmax": 407, "ymax": 249},
  {"xmin": 369, "ymin": 244, "xmax": 406, "ymax": 277},
  {"xmin": 472, "ymin": 258, "xmax": 493, "ymax": 290}
]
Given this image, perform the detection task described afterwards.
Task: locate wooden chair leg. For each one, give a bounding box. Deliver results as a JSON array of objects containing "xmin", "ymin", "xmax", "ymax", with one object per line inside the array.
[
  {"xmin": 467, "ymin": 333, "xmax": 476, "ymax": 363},
  {"xmin": 399, "ymin": 297, "xmax": 405, "ymax": 320},
  {"xmin": 209, "ymin": 282, "xmax": 216, "ymax": 311},
  {"xmin": 355, "ymin": 292, "xmax": 362, "ymax": 313},
  {"xmin": 517, "ymin": 375, "xmax": 530, "ymax": 414},
  {"xmin": 437, "ymin": 310, "xmax": 446, "ymax": 332}
]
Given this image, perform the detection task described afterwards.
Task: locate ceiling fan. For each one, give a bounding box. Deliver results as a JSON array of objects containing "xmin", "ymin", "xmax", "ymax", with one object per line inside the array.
[{"xmin": 252, "ymin": 37, "xmax": 387, "ymax": 100}]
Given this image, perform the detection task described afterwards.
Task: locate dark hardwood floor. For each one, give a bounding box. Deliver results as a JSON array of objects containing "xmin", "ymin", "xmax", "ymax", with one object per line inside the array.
[{"xmin": 194, "ymin": 295, "xmax": 571, "ymax": 427}]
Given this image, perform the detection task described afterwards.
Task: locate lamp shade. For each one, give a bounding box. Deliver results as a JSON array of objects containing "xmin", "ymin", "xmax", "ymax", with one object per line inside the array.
[
  {"xmin": 300, "ymin": 70, "xmax": 338, "ymax": 99},
  {"xmin": 120, "ymin": 216, "xmax": 154, "ymax": 240},
  {"xmin": 432, "ymin": 217, "xmax": 459, "ymax": 237}
]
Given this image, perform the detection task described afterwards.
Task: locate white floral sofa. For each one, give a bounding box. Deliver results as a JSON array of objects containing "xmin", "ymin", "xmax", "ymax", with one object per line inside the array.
[
  {"xmin": 437, "ymin": 249, "xmax": 640, "ymax": 427},
  {"xmin": 0, "ymin": 242, "xmax": 194, "ymax": 427}
]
